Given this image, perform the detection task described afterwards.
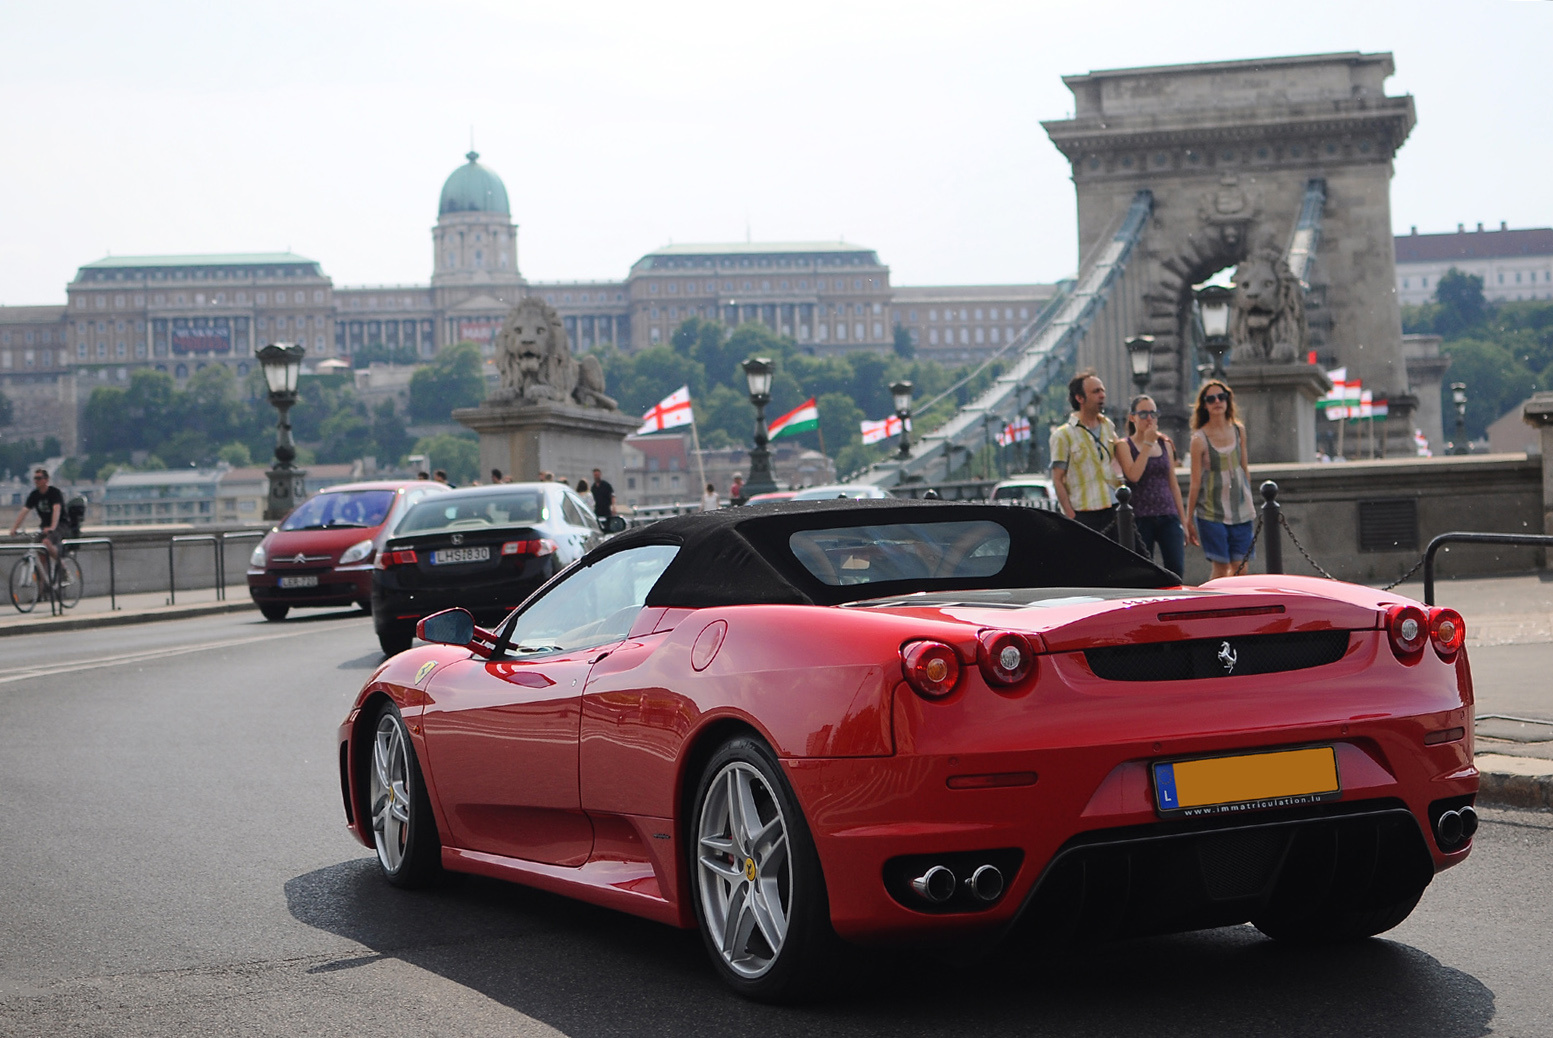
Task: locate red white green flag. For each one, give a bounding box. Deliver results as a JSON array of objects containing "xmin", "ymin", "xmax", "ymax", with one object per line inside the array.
[{"xmin": 768, "ymin": 398, "xmax": 819, "ymax": 441}]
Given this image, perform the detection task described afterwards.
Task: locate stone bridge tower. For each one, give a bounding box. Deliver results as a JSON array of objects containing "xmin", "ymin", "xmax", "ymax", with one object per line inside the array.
[{"xmin": 1043, "ymin": 53, "xmax": 1415, "ymax": 447}]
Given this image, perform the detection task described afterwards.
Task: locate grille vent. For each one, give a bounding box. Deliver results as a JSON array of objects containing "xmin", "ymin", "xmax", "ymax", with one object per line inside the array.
[{"xmin": 1084, "ymin": 630, "xmax": 1350, "ymax": 681}]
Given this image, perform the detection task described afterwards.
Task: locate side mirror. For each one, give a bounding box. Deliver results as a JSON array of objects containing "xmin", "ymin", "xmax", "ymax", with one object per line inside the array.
[
  {"xmin": 417, "ymin": 608, "xmax": 475, "ymax": 646},
  {"xmin": 603, "ymin": 515, "xmax": 627, "ymax": 533}
]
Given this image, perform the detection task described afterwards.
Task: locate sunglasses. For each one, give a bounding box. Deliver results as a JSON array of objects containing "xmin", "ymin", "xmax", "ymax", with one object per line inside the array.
[
  {"xmin": 1131, "ymin": 410, "xmax": 1159, "ymax": 418},
  {"xmin": 1203, "ymin": 392, "xmax": 1230, "ymax": 404}
]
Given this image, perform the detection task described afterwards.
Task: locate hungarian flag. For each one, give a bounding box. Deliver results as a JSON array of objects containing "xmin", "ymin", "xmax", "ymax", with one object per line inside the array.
[
  {"xmin": 1319, "ymin": 367, "xmax": 1347, "ymax": 419},
  {"xmin": 860, "ymin": 415, "xmax": 910, "ymax": 445},
  {"xmin": 636, "ymin": 386, "xmax": 693, "ymax": 434},
  {"xmin": 997, "ymin": 417, "xmax": 1031, "ymax": 447},
  {"xmin": 768, "ymin": 398, "xmax": 819, "ymax": 441}
]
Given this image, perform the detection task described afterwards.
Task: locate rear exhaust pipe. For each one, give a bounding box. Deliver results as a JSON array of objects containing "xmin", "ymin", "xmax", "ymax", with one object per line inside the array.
[
  {"xmin": 966, "ymin": 864, "xmax": 1004, "ymax": 902},
  {"xmin": 910, "ymin": 865, "xmax": 956, "ymax": 903},
  {"xmin": 1458, "ymin": 805, "xmax": 1479, "ymax": 840},
  {"xmin": 1436, "ymin": 809, "xmax": 1463, "ymax": 845}
]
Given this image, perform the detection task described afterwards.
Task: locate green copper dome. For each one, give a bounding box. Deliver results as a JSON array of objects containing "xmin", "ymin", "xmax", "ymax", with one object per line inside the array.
[{"xmin": 438, "ymin": 151, "xmax": 509, "ymax": 216}]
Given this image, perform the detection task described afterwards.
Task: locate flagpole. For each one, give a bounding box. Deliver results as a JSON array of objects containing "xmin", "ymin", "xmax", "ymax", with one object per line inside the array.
[
  {"xmin": 815, "ymin": 419, "xmax": 829, "ymax": 475},
  {"xmin": 689, "ymin": 414, "xmax": 708, "ymax": 498}
]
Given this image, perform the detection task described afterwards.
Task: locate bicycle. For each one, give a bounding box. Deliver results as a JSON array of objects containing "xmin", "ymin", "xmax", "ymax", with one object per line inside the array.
[{"xmin": 8, "ymin": 534, "xmax": 82, "ymax": 615}]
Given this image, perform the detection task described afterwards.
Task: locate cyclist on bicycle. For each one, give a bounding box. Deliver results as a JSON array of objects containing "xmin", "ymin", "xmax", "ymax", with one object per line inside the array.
[{"xmin": 9, "ymin": 467, "xmax": 65, "ymax": 575}]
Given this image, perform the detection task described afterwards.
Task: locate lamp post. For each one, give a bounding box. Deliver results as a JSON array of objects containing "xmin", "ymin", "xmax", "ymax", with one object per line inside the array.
[
  {"xmin": 256, "ymin": 341, "xmax": 307, "ymax": 521},
  {"xmin": 1024, "ymin": 390, "xmax": 1041, "ymax": 473},
  {"xmin": 1194, "ymin": 283, "xmax": 1235, "ymax": 378},
  {"xmin": 1451, "ymin": 382, "xmax": 1468, "ymax": 456},
  {"xmin": 890, "ymin": 380, "xmax": 914, "ymax": 460},
  {"xmin": 982, "ymin": 412, "xmax": 999, "ymax": 480},
  {"xmin": 742, "ymin": 356, "xmax": 779, "ymax": 497},
  {"xmin": 1125, "ymin": 334, "xmax": 1155, "ymax": 394}
]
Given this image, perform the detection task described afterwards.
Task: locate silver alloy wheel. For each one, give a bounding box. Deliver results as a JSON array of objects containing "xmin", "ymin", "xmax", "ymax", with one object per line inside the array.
[
  {"xmin": 696, "ymin": 760, "xmax": 793, "ymax": 979},
  {"xmin": 370, "ymin": 711, "xmax": 413, "ymax": 873}
]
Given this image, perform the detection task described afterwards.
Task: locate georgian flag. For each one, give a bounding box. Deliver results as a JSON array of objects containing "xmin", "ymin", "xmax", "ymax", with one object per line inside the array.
[
  {"xmin": 997, "ymin": 417, "xmax": 1031, "ymax": 447},
  {"xmin": 636, "ymin": 386, "xmax": 694, "ymax": 434},
  {"xmin": 860, "ymin": 415, "xmax": 910, "ymax": 445},
  {"xmin": 768, "ymin": 398, "xmax": 819, "ymax": 441}
]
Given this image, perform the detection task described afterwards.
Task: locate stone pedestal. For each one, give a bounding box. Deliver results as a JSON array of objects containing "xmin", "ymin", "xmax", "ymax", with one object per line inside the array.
[
  {"xmin": 1524, "ymin": 392, "xmax": 1553, "ymax": 537},
  {"xmin": 1226, "ymin": 363, "xmax": 1332, "ymax": 465},
  {"xmin": 454, "ymin": 401, "xmax": 640, "ymax": 490}
]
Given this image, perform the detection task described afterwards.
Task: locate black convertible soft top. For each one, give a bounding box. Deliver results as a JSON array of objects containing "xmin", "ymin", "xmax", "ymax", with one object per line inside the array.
[{"xmin": 592, "ymin": 498, "xmax": 1178, "ymax": 608}]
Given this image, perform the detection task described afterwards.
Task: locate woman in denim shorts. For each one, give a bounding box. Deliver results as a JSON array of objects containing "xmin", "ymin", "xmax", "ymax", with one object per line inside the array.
[{"xmin": 1185, "ymin": 380, "xmax": 1256, "ymax": 580}]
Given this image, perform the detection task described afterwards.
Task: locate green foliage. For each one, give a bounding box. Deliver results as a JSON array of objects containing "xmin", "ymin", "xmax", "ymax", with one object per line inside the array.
[
  {"xmin": 1433, "ymin": 269, "xmax": 1488, "ymax": 337},
  {"xmin": 409, "ymin": 342, "xmax": 487, "ymax": 422},
  {"xmin": 0, "ymin": 437, "xmax": 62, "ymax": 479},
  {"xmin": 217, "ymin": 442, "xmax": 253, "ymax": 467},
  {"xmin": 0, "ymin": 390, "xmax": 13, "ymax": 427},
  {"xmin": 411, "ymin": 432, "xmax": 479, "ymax": 485},
  {"xmin": 893, "ymin": 324, "xmax": 915, "ymax": 359}
]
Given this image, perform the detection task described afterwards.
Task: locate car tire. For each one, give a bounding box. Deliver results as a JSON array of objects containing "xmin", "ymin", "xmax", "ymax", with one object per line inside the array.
[
  {"xmin": 377, "ymin": 624, "xmax": 414, "ymax": 657},
  {"xmin": 259, "ymin": 603, "xmax": 289, "ymax": 622},
  {"xmin": 367, "ymin": 701, "xmax": 442, "ymax": 888},
  {"xmin": 1253, "ymin": 885, "xmax": 1425, "ymax": 944},
  {"xmin": 690, "ymin": 736, "xmax": 838, "ymax": 1002}
]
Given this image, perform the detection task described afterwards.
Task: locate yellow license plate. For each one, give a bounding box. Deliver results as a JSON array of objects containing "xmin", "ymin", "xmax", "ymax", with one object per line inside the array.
[{"xmin": 1153, "ymin": 747, "xmax": 1339, "ymax": 816}]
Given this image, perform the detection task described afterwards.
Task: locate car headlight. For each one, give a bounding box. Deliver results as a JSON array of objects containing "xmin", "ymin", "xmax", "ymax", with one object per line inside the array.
[
  {"xmin": 338, "ymin": 538, "xmax": 375, "ymax": 565},
  {"xmin": 249, "ymin": 544, "xmax": 266, "ymax": 568}
]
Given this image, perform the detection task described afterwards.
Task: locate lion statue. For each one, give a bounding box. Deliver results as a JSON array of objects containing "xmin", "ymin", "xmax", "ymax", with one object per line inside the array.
[
  {"xmin": 491, "ymin": 296, "xmax": 617, "ymax": 410},
  {"xmin": 1229, "ymin": 237, "xmax": 1307, "ymax": 364}
]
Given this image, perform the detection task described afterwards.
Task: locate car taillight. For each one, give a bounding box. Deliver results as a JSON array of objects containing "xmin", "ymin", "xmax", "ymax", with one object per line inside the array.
[
  {"xmin": 501, "ymin": 538, "xmax": 557, "ymax": 557},
  {"xmin": 1386, "ymin": 604, "xmax": 1429, "ymax": 661},
  {"xmin": 375, "ymin": 549, "xmax": 418, "ymax": 570},
  {"xmin": 901, "ymin": 640, "xmax": 961, "ymax": 700},
  {"xmin": 976, "ymin": 630, "xmax": 1037, "ymax": 687},
  {"xmin": 1429, "ymin": 607, "xmax": 1465, "ymax": 660}
]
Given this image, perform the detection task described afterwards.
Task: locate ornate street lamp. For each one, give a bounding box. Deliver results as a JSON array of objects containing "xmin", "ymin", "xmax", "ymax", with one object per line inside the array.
[
  {"xmin": 257, "ymin": 341, "xmax": 307, "ymax": 521},
  {"xmin": 982, "ymin": 412, "xmax": 1000, "ymax": 480},
  {"xmin": 890, "ymin": 379, "xmax": 914, "ymax": 460},
  {"xmin": 1125, "ymin": 334, "xmax": 1156, "ymax": 393},
  {"xmin": 1023, "ymin": 388, "xmax": 1042, "ymax": 473},
  {"xmin": 1451, "ymin": 381, "xmax": 1468, "ymax": 456},
  {"xmin": 741, "ymin": 356, "xmax": 779, "ymax": 497},
  {"xmin": 1194, "ymin": 283, "xmax": 1235, "ymax": 377}
]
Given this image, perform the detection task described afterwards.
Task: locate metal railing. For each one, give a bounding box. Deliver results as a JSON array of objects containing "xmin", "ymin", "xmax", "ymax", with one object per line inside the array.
[
  {"xmin": 1422, "ymin": 532, "xmax": 1553, "ymax": 605},
  {"xmin": 220, "ymin": 531, "xmax": 264, "ymax": 595},
  {"xmin": 168, "ymin": 534, "xmax": 223, "ymax": 605},
  {"xmin": 62, "ymin": 537, "xmax": 119, "ymax": 611}
]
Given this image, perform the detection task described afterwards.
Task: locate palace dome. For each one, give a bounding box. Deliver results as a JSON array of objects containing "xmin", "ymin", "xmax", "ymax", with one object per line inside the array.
[{"xmin": 438, "ymin": 151, "xmax": 510, "ymax": 216}]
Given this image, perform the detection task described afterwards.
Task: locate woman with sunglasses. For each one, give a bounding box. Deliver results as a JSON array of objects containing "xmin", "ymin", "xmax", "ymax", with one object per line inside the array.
[
  {"xmin": 1115, "ymin": 395, "xmax": 1192, "ymax": 578},
  {"xmin": 1186, "ymin": 380, "xmax": 1257, "ymax": 580}
]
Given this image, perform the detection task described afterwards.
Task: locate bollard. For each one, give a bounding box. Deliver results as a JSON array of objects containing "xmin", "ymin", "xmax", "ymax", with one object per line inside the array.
[
  {"xmin": 1260, "ymin": 480, "xmax": 1282, "ymax": 575},
  {"xmin": 1114, "ymin": 485, "xmax": 1136, "ymax": 553}
]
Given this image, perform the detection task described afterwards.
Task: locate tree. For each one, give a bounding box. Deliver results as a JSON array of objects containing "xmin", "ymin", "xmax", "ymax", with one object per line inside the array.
[
  {"xmin": 893, "ymin": 324, "xmax": 916, "ymax": 359},
  {"xmin": 409, "ymin": 342, "xmax": 487, "ymax": 422},
  {"xmin": 1434, "ymin": 268, "xmax": 1488, "ymax": 337},
  {"xmin": 0, "ymin": 390, "xmax": 12, "ymax": 428},
  {"xmin": 412, "ymin": 432, "xmax": 479, "ymax": 485},
  {"xmin": 371, "ymin": 399, "xmax": 412, "ymax": 464},
  {"xmin": 218, "ymin": 442, "xmax": 253, "ymax": 467}
]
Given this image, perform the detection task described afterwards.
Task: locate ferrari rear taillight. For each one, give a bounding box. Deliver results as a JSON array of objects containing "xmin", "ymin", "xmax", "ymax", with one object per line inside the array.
[
  {"xmin": 901, "ymin": 641, "xmax": 960, "ymax": 699},
  {"xmin": 375, "ymin": 549, "xmax": 418, "ymax": 570},
  {"xmin": 502, "ymin": 538, "xmax": 557, "ymax": 557},
  {"xmin": 1429, "ymin": 607, "xmax": 1466, "ymax": 660},
  {"xmin": 1386, "ymin": 604, "xmax": 1429, "ymax": 661},
  {"xmin": 976, "ymin": 630, "xmax": 1037, "ymax": 687}
]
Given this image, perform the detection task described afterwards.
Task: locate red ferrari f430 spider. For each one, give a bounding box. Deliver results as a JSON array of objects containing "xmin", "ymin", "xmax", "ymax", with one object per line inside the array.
[{"xmin": 336, "ymin": 499, "xmax": 1476, "ymax": 1001}]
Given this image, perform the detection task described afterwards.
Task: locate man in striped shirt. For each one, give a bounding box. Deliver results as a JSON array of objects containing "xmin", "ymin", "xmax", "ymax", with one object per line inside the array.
[{"xmin": 1050, "ymin": 370, "xmax": 1121, "ymax": 534}]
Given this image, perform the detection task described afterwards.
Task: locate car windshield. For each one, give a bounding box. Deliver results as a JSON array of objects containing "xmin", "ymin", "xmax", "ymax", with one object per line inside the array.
[
  {"xmin": 788, "ymin": 520, "xmax": 1010, "ymax": 586},
  {"xmin": 397, "ymin": 490, "xmax": 546, "ymax": 534},
  {"xmin": 281, "ymin": 490, "xmax": 395, "ymax": 530}
]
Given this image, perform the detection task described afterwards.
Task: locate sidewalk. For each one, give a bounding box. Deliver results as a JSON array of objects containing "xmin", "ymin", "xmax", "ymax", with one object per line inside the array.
[{"xmin": 2, "ymin": 571, "xmax": 1550, "ymax": 810}]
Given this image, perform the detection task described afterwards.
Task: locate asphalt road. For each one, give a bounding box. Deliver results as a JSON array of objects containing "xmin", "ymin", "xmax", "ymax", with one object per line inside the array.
[{"xmin": 0, "ymin": 610, "xmax": 1548, "ymax": 1038}]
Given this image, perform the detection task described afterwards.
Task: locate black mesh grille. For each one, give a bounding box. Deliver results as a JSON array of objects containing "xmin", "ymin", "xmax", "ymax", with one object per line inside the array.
[{"xmin": 1084, "ymin": 630, "xmax": 1350, "ymax": 681}]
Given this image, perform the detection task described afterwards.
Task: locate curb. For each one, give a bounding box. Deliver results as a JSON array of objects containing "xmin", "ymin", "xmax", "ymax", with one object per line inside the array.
[
  {"xmin": 0, "ymin": 600, "xmax": 256, "ymax": 637},
  {"xmin": 1476, "ymin": 755, "xmax": 1553, "ymax": 812}
]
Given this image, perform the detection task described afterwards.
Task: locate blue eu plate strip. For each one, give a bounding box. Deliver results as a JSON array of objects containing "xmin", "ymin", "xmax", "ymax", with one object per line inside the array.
[{"xmin": 1154, "ymin": 762, "xmax": 1179, "ymax": 810}]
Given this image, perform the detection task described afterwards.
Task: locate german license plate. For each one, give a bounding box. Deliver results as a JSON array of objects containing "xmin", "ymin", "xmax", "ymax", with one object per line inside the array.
[
  {"xmin": 278, "ymin": 575, "xmax": 319, "ymax": 588},
  {"xmin": 1153, "ymin": 746, "xmax": 1339, "ymax": 816},
  {"xmin": 432, "ymin": 546, "xmax": 490, "ymax": 565}
]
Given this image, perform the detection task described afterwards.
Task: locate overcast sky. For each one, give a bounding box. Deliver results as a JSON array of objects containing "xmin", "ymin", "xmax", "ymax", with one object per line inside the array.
[{"xmin": 1, "ymin": 0, "xmax": 1547, "ymax": 306}]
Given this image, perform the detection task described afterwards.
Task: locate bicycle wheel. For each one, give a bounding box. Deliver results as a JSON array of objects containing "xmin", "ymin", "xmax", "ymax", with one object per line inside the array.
[
  {"xmin": 9, "ymin": 555, "xmax": 40, "ymax": 613},
  {"xmin": 56, "ymin": 556, "xmax": 83, "ymax": 609}
]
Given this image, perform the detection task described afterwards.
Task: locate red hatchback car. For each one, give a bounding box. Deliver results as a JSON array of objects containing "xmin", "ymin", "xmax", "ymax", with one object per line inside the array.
[{"xmin": 247, "ymin": 480, "xmax": 451, "ymax": 620}]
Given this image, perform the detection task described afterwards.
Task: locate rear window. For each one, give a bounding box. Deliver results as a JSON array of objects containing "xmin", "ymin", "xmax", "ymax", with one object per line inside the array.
[
  {"xmin": 788, "ymin": 520, "xmax": 1009, "ymax": 586},
  {"xmin": 281, "ymin": 490, "xmax": 395, "ymax": 531},
  {"xmin": 397, "ymin": 490, "xmax": 546, "ymax": 534}
]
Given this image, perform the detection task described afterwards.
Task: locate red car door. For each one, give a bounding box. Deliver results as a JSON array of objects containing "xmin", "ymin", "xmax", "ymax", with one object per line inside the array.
[{"xmin": 419, "ymin": 651, "xmax": 604, "ymax": 867}]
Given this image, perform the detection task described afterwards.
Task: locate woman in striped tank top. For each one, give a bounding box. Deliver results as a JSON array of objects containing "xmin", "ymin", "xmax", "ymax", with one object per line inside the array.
[{"xmin": 1185, "ymin": 379, "xmax": 1256, "ymax": 580}]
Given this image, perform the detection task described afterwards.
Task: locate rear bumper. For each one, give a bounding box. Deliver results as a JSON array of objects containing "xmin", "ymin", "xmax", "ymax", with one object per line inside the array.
[{"xmin": 371, "ymin": 578, "xmax": 546, "ymax": 630}]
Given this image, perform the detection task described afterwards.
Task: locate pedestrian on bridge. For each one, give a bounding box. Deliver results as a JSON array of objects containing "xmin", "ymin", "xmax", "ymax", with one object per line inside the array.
[
  {"xmin": 1186, "ymin": 379, "xmax": 1257, "ymax": 580},
  {"xmin": 1050, "ymin": 369, "xmax": 1122, "ymax": 535}
]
